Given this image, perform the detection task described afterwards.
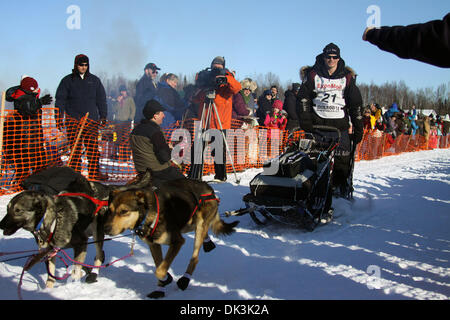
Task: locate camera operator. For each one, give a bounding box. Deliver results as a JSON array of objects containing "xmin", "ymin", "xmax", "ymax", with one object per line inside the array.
[{"xmin": 191, "ymin": 56, "xmax": 241, "ymax": 182}]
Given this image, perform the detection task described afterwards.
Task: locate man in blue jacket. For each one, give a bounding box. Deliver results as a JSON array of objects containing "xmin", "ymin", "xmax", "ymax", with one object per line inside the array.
[{"xmin": 55, "ymin": 54, "xmax": 108, "ymax": 180}]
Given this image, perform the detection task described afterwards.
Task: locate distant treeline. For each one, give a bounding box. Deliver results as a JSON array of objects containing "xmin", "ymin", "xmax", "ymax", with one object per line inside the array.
[{"xmin": 98, "ymin": 71, "xmax": 450, "ymax": 116}]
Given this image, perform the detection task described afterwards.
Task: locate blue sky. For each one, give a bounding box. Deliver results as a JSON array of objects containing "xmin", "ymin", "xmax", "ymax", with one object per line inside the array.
[{"xmin": 0, "ymin": 0, "xmax": 448, "ymax": 95}]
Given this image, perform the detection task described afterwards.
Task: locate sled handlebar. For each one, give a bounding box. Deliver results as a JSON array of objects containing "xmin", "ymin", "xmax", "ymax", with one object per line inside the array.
[{"xmin": 312, "ymin": 125, "xmax": 341, "ymax": 140}]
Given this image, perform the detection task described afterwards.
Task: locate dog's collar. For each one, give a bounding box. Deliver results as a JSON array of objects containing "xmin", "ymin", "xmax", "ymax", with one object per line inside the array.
[
  {"xmin": 34, "ymin": 214, "xmax": 56, "ymax": 246},
  {"xmin": 57, "ymin": 192, "xmax": 109, "ymax": 216},
  {"xmin": 135, "ymin": 191, "xmax": 160, "ymax": 240}
]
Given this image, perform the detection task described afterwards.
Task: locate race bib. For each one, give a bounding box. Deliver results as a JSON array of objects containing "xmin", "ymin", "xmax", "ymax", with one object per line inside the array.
[{"xmin": 312, "ymin": 75, "xmax": 346, "ymax": 119}]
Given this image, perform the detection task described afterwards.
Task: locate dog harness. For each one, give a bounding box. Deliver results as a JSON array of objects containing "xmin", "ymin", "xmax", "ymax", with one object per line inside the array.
[
  {"xmin": 33, "ymin": 193, "xmax": 108, "ymax": 245},
  {"xmin": 135, "ymin": 192, "xmax": 219, "ymax": 241},
  {"xmin": 189, "ymin": 193, "xmax": 221, "ymax": 220},
  {"xmin": 57, "ymin": 193, "xmax": 109, "ymax": 216},
  {"xmin": 34, "ymin": 215, "xmax": 56, "ymax": 246},
  {"xmin": 135, "ymin": 191, "xmax": 160, "ymax": 239}
]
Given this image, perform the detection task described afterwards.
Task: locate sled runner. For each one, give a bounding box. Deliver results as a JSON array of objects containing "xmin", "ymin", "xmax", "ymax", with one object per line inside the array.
[{"xmin": 228, "ymin": 126, "xmax": 340, "ymax": 231}]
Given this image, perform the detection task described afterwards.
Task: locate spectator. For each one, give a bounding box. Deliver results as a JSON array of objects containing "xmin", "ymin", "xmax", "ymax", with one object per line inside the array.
[
  {"xmin": 363, "ymin": 106, "xmax": 372, "ymax": 130},
  {"xmin": 55, "ymin": 54, "xmax": 108, "ymax": 180},
  {"xmin": 232, "ymin": 89, "xmax": 250, "ymax": 120},
  {"xmin": 135, "ymin": 62, "xmax": 160, "ymax": 123},
  {"xmin": 429, "ymin": 122, "xmax": 439, "ymax": 149},
  {"xmin": 369, "ymin": 103, "xmax": 382, "ymax": 128},
  {"xmin": 442, "ymin": 114, "xmax": 450, "ymax": 136},
  {"xmin": 374, "ymin": 114, "xmax": 385, "ymax": 133},
  {"xmin": 383, "ymin": 102, "xmax": 399, "ymax": 121},
  {"xmin": 284, "ymin": 83, "xmax": 301, "ymax": 132},
  {"xmin": 233, "ymin": 78, "xmax": 258, "ymax": 120},
  {"xmin": 129, "ymin": 100, "xmax": 185, "ymax": 188},
  {"xmin": 264, "ymin": 99, "xmax": 283, "ymax": 129},
  {"xmin": 4, "ymin": 76, "xmax": 53, "ymax": 183},
  {"xmin": 106, "ymin": 90, "xmax": 118, "ymax": 122},
  {"xmin": 278, "ymin": 109, "xmax": 288, "ymax": 130},
  {"xmin": 436, "ymin": 115, "xmax": 443, "ymax": 136},
  {"xmin": 363, "ymin": 13, "xmax": 450, "ymax": 68},
  {"xmin": 403, "ymin": 112, "xmax": 412, "ymax": 135},
  {"xmin": 181, "ymin": 84, "xmax": 199, "ymax": 119},
  {"xmin": 383, "ymin": 103, "xmax": 399, "ymax": 133},
  {"xmin": 155, "ymin": 73, "xmax": 187, "ymax": 128},
  {"xmin": 264, "ymin": 99, "xmax": 284, "ymax": 141},
  {"xmin": 112, "ymin": 84, "xmax": 136, "ymax": 159},
  {"xmin": 190, "ymin": 56, "xmax": 241, "ymax": 182},
  {"xmin": 270, "ymin": 85, "xmax": 279, "ymax": 100},
  {"xmin": 423, "ymin": 115, "xmax": 431, "ymax": 144},
  {"xmin": 256, "ymin": 90, "xmax": 273, "ymax": 126},
  {"xmin": 416, "ymin": 113, "xmax": 425, "ymax": 136},
  {"xmin": 409, "ymin": 106, "xmax": 419, "ymax": 135},
  {"xmin": 394, "ymin": 112, "xmax": 406, "ymax": 137}
]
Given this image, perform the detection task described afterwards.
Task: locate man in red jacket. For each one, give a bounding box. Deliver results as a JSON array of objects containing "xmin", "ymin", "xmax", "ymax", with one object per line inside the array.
[{"xmin": 190, "ymin": 56, "xmax": 241, "ymax": 182}]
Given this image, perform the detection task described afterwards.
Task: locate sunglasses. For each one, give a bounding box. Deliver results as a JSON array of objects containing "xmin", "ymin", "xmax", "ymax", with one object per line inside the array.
[
  {"xmin": 151, "ymin": 70, "xmax": 158, "ymax": 74},
  {"xmin": 78, "ymin": 63, "xmax": 89, "ymax": 67},
  {"xmin": 325, "ymin": 55, "xmax": 339, "ymax": 60}
]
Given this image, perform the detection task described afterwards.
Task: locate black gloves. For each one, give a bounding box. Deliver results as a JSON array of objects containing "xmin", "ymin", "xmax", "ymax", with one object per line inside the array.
[{"xmin": 39, "ymin": 94, "xmax": 53, "ymax": 106}]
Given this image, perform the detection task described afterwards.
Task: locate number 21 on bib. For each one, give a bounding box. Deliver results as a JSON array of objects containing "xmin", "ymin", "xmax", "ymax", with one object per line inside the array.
[{"xmin": 312, "ymin": 75, "xmax": 346, "ymax": 119}]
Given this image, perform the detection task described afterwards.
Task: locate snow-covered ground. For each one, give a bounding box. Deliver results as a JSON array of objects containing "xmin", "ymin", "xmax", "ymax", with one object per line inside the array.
[{"xmin": 0, "ymin": 149, "xmax": 449, "ymax": 300}]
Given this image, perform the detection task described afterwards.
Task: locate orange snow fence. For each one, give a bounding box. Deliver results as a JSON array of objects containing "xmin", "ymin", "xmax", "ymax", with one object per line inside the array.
[{"xmin": 0, "ymin": 108, "xmax": 448, "ymax": 195}]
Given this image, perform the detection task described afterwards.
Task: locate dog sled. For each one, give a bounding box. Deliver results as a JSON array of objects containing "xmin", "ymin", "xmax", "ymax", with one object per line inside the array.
[{"xmin": 227, "ymin": 126, "xmax": 340, "ymax": 231}]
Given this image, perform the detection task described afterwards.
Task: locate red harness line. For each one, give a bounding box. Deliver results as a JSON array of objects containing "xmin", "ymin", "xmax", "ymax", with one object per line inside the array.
[
  {"xmin": 17, "ymin": 193, "xmax": 121, "ymax": 299},
  {"xmin": 146, "ymin": 192, "xmax": 219, "ymax": 239},
  {"xmin": 57, "ymin": 192, "xmax": 109, "ymax": 216},
  {"xmin": 190, "ymin": 193, "xmax": 221, "ymax": 219},
  {"xmin": 148, "ymin": 191, "xmax": 160, "ymax": 238}
]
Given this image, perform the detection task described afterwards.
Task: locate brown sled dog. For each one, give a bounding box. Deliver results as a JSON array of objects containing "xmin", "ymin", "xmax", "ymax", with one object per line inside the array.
[{"xmin": 105, "ymin": 177, "xmax": 239, "ymax": 298}]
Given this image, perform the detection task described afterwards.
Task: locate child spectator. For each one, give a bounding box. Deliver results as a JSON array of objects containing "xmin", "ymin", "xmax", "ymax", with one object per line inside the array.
[
  {"xmin": 363, "ymin": 106, "xmax": 372, "ymax": 130},
  {"xmin": 264, "ymin": 99, "xmax": 283, "ymax": 129},
  {"xmin": 279, "ymin": 109, "xmax": 288, "ymax": 130},
  {"xmin": 4, "ymin": 76, "xmax": 53, "ymax": 184}
]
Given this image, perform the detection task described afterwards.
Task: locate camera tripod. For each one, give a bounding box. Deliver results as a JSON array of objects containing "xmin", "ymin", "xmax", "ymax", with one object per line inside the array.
[{"xmin": 188, "ymin": 90, "xmax": 240, "ymax": 183}]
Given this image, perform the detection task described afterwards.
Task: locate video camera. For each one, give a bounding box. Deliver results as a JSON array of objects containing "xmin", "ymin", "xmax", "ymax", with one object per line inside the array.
[{"xmin": 195, "ymin": 67, "xmax": 228, "ymax": 91}]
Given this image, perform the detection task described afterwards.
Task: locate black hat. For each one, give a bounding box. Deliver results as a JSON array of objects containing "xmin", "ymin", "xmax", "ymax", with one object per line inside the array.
[
  {"xmin": 75, "ymin": 54, "xmax": 89, "ymax": 65},
  {"xmin": 144, "ymin": 63, "xmax": 161, "ymax": 71},
  {"xmin": 323, "ymin": 43, "xmax": 340, "ymax": 57},
  {"xmin": 143, "ymin": 99, "xmax": 165, "ymax": 119},
  {"xmin": 292, "ymin": 83, "xmax": 301, "ymax": 92}
]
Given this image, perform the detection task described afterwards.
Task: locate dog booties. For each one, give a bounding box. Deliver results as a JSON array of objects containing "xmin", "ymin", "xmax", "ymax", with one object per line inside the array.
[{"xmin": 147, "ymin": 272, "xmax": 173, "ymax": 299}]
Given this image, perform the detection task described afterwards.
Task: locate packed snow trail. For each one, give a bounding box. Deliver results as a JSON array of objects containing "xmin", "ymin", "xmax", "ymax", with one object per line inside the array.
[{"xmin": 0, "ymin": 148, "xmax": 449, "ymax": 300}]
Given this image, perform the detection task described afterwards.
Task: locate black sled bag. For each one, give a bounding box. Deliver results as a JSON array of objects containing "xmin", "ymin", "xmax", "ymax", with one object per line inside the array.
[
  {"xmin": 21, "ymin": 166, "xmax": 86, "ymax": 195},
  {"xmin": 277, "ymin": 150, "xmax": 315, "ymax": 178},
  {"xmin": 249, "ymin": 170, "xmax": 316, "ymax": 202},
  {"xmin": 263, "ymin": 150, "xmax": 315, "ymax": 178}
]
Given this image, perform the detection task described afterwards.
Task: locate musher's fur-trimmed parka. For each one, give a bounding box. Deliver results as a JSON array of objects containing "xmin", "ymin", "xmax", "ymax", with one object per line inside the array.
[{"xmin": 297, "ymin": 53, "xmax": 363, "ymax": 143}]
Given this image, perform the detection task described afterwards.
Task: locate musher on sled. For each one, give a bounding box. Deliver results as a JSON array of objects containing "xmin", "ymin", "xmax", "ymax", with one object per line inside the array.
[
  {"xmin": 297, "ymin": 43, "xmax": 364, "ymax": 208},
  {"xmin": 233, "ymin": 43, "xmax": 363, "ymax": 231}
]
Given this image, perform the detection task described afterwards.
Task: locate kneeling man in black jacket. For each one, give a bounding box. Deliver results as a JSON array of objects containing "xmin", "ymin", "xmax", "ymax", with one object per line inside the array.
[{"xmin": 130, "ymin": 99, "xmax": 185, "ymax": 188}]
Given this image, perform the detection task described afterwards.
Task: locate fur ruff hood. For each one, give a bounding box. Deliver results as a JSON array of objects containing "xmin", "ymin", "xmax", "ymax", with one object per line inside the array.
[{"xmin": 299, "ymin": 53, "xmax": 357, "ymax": 82}]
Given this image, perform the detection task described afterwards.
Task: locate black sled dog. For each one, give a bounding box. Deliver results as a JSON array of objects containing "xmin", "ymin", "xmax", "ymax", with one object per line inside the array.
[{"xmin": 0, "ymin": 166, "xmax": 150, "ymax": 288}]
